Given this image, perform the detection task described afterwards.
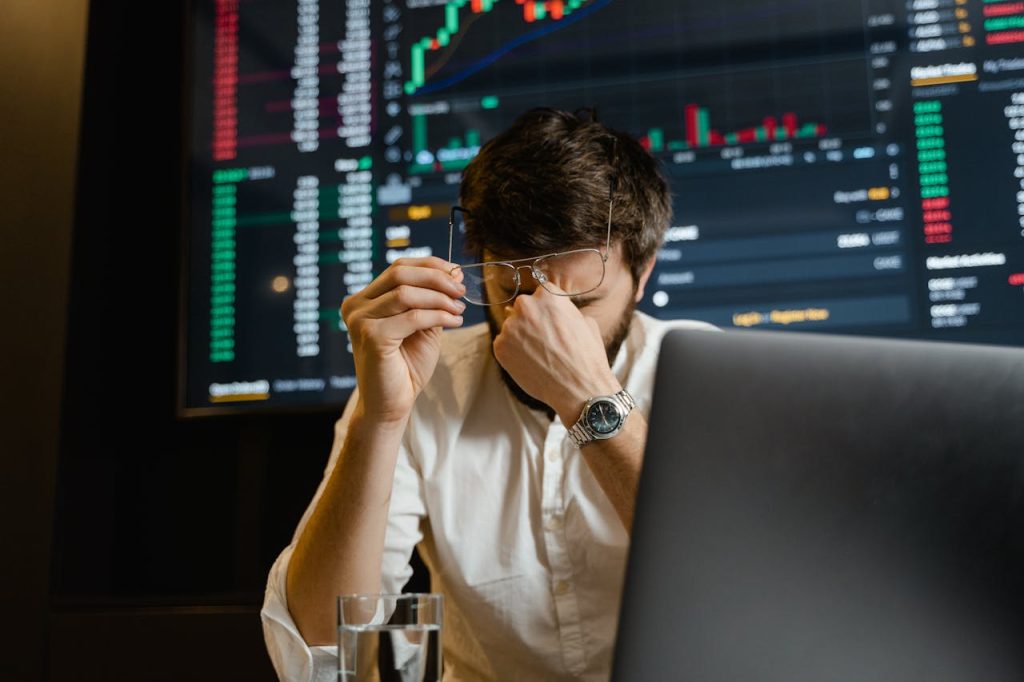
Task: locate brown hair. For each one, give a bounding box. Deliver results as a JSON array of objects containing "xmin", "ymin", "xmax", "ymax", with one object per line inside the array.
[{"xmin": 459, "ymin": 107, "xmax": 671, "ymax": 283}]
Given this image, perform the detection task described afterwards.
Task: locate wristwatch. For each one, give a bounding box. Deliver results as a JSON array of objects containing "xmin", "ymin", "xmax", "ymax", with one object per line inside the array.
[{"xmin": 567, "ymin": 389, "xmax": 635, "ymax": 448}]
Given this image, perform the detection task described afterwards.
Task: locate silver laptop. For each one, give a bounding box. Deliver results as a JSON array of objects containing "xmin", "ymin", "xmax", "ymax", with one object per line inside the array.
[{"xmin": 613, "ymin": 329, "xmax": 1024, "ymax": 681}]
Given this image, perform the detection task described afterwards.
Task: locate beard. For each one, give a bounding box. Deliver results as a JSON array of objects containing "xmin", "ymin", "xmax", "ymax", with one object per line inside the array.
[{"xmin": 486, "ymin": 299, "xmax": 637, "ymax": 420}]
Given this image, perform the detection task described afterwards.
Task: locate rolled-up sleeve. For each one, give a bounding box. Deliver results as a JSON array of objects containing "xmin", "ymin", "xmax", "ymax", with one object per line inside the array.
[{"xmin": 261, "ymin": 388, "xmax": 428, "ymax": 681}]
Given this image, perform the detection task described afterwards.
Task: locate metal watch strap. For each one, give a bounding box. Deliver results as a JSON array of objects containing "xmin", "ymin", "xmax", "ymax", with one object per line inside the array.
[{"xmin": 568, "ymin": 389, "xmax": 636, "ymax": 448}]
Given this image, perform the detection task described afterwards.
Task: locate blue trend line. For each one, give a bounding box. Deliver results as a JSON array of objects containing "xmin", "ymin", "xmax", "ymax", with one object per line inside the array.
[{"xmin": 415, "ymin": 0, "xmax": 615, "ymax": 96}]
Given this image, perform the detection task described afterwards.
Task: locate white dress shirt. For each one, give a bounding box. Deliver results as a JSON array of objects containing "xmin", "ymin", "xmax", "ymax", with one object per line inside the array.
[{"xmin": 262, "ymin": 311, "xmax": 716, "ymax": 681}]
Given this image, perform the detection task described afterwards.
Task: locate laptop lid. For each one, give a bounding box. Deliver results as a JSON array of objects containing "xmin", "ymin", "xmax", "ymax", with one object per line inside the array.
[{"xmin": 613, "ymin": 329, "xmax": 1024, "ymax": 681}]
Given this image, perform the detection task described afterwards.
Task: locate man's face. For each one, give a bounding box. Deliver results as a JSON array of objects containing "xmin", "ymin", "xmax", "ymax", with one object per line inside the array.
[{"xmin": 482, "ymin": 243, "xmax": 654, "ymax": 414}]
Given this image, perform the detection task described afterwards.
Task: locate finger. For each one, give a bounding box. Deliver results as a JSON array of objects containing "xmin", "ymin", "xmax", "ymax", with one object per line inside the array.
[
  {"xmin": 364, "ymin": 285, "xmax": 467, "ymax": 319},
  {"xmin": 362, "ymin": 261, "xmax": 465, "ymax": 300},
  {"xmin": 509, "ymin": 294, "xmax": 530, "ymax": 315},
  {"xmin": 375, "ymin": 308, "xmax": 463, "ymax": 340},
  {"xmin": 389, "ymin": 255, "xmax": 455, "ymax": 272},
  {"xmin": 536, "ymin": 281, "xmax": 566, "ymax": 296},
  {"xmin": 364, "ymin": 260, "xmax": 462, "ymax": 298}
]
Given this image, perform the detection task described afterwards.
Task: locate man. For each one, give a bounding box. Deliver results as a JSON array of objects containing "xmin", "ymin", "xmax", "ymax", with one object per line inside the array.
[{"xmin": 262, "ymin": 108, "xmax": 714, "ymax": 680}]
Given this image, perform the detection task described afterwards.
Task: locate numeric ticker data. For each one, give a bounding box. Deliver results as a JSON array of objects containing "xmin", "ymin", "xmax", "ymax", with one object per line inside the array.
[{"xmin": 185, "ymin": 0, "xmax": 1024, "ymax": 413}]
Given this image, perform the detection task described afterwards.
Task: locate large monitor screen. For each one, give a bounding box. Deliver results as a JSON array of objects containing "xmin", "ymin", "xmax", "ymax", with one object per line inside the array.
[{"xmin": 184, "ymin": 0, "xmax": 1024, "ymax": 414}]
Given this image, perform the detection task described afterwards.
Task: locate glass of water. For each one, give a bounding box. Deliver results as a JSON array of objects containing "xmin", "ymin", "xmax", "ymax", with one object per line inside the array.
[{"xmin": 337, "ymin": 593, "xmax": 443, "ymax": 681}]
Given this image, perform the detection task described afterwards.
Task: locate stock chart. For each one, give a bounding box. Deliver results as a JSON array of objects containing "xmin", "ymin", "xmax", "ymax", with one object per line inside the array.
[{"xmin": 185, "ymin": 0, "xmax": 1024, "ymax": 413}]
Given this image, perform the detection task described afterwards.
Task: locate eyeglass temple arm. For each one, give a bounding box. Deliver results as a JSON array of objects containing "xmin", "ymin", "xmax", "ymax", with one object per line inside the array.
[
  {"xmin": 449, "ymin": 206, "xmax": 470, "ymax": 263},
  {"xmin": 602, "ymin": 133, "xmax": 618, "ymax": 260},
  {"xmin": 604, "ymin": 176, "xmax": 616, "ymax": 260}
]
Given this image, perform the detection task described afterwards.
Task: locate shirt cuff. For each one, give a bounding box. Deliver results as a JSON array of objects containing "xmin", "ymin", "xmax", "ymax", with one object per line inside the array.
[{"xmin": 261, "ymin": 544, "xmax": 338, "ymax": 682}]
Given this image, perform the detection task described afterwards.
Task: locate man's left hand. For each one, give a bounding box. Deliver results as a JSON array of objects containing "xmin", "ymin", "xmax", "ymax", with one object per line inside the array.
[{"xmin": 492, "ymin": 285, "xmax": 622, "ymax": 424}]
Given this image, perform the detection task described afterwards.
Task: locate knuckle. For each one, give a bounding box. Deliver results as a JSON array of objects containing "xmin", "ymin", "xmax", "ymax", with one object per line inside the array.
[
  {"xmin": 394, "ymin": 285, "xmax": 413, "ymax": 306},
  {"xmin": 426, "ymin": 269, "xmax": 447, "ymax": 288},
  {"xmin": 341, "ymin": 302, "xmax": 359, "ymax": 326},
  {"xmin": 515, "ymin": 298, "xmax": 536, "ymax": 319},
  {"xmin": 389, "ymin": 264, "xmax": 410, "ymax": 282},
  {"xmin": 346, "ymin": 307, "xmax": 364, "ymax": 326},
  {"xmin": 340, "ymin": 294, "xmax": 358, "ymax": 316},
  {"xmin": 348, "ymin": 315, "xmax": 368, "ymax": 342},
  {"xmin": 357, "ymin": 319, "xmax": 380, "ymax": 346}
]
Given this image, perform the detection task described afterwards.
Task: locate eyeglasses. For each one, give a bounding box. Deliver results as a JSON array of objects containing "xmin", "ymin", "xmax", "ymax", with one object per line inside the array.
[{"xmin": 447, "ymin": 182, "xmax": 615, "ymax": 306}]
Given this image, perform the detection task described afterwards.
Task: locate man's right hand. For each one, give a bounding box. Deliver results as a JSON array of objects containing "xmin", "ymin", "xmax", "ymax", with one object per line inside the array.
[{"xmin": 341, "ymin": 256, "xmax": 466, "ymax": 425}]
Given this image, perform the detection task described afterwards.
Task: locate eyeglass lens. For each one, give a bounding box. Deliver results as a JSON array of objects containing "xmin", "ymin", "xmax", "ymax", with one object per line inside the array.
[{"xmin": 456, "ymin": 250, "xmax": 606, "ymax": 305}]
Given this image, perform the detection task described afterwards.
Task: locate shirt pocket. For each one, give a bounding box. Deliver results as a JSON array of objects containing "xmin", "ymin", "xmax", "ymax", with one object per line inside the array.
[
  {"xmin": 456, "ymin": 574, "xmax": 559, "ymax": 678},
  {"xmin": 433, "ymin": 477, "xmax": 535, "ymax": 587},
  {"xmin": 453, "ymin": 537, "xmax": 526, "ymax": 587}
]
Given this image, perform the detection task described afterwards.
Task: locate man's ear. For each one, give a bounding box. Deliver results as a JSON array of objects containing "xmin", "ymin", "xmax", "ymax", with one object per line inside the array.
[{"xmin": 634, "ymin": 256, "xmax": 657, "ymax": 303}]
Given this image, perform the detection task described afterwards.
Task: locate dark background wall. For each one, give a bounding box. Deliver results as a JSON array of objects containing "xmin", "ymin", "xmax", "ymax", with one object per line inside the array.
[
  {"xmin": 0, "ymin": 0, "xmax": 89, "ymax": 679},
  {"xmin": 49, "ymin": 1, "xmax": 339, "ymax": 679},
  {"xmin": 2, "ymin": 1, "xmax": 395, "ymax": 679}
]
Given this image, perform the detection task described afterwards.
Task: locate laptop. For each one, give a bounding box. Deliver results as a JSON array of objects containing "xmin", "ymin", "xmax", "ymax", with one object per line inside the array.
[{"xmin": 613, "ymin": 329, "xmax": 1024, "ymax": 681}]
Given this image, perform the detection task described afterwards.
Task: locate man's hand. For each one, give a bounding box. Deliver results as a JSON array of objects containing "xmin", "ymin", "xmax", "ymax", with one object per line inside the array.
[
  {"xmin": 492, "ymin": 284, "xmax": 621, "ymax": 424},
  {"xmin": 341, "ymin": 256, "xmax": 466, "ymax": 425}
]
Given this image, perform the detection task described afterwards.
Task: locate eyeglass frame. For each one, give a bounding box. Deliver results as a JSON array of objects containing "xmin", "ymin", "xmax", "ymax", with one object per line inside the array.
[{"xmin": 447, "ymin": 179, "xmax": 616, "ymax": 306}]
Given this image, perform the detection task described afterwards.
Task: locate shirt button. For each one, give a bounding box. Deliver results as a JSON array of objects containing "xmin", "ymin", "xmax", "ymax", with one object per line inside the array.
[
  {"xmin": 555, "ymin": 580, "xmax": 571, "ymax": 596},
  {"xmin": 545, "ymin": 516, "xmax": 564, "ymax": 531},
  {"xmin": 546, "ymin": 450, "xmax": 561, "ymax": 464}
]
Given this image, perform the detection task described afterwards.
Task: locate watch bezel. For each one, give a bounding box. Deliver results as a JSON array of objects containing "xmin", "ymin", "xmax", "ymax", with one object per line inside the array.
[{"xmin": 584, "ymin": 397, "xmax": 624, "ymax": 437}]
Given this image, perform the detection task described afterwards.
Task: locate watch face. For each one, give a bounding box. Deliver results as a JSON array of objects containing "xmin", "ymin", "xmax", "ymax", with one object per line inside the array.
[{"xmin": 586, "ymin": 399, "xmax": 622, "ymax": 435}]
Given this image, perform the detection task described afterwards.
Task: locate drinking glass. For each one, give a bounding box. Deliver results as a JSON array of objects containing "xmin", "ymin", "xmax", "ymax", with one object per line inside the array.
[{"xmin": 337, "ymin": 593, "xmax": 443, "ymax": 681}]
